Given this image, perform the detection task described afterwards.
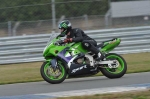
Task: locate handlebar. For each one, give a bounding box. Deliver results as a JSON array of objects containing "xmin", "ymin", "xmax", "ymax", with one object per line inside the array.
[{"xmin": 54, "ymin": 40, "xmax": 65, "ymax": 46}]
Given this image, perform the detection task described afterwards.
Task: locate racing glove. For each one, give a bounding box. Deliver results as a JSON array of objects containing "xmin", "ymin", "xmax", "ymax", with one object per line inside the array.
[{"xmin": 64, "ymin": 38, "xmax": 73, "ymax": 43}]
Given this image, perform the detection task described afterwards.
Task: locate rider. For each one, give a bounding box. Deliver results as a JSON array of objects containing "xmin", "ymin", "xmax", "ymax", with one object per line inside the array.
[{"xmin": 58, "ymin": 20, "xmax": 104, "ymax": 61}]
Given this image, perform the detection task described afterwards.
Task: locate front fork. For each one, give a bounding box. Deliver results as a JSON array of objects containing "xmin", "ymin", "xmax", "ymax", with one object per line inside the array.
[{"xmin": 50, "ymin": 58, "xmax": 57, "ymax": 70}]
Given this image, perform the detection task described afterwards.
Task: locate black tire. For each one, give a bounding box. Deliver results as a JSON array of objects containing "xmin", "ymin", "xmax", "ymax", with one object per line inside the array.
[
  {"xmin": 100, "ymin": 53, "xmax": 127, "ymax": 79},
  {"xmin": 40, "ymin": 61, "xmax": 67, "ymax": 84}
]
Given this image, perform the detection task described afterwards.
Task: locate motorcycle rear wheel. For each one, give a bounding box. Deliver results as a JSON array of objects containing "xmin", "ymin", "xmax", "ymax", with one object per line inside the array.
[{"xmin": 100, "ymin": 53, "xmax": 127, "ymax": 78}]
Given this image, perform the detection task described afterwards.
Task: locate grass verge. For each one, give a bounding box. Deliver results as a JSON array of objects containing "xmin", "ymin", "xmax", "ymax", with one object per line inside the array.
[{"xmin": 0, "ymin": 52, "xmax": 150, "ymax": 85}]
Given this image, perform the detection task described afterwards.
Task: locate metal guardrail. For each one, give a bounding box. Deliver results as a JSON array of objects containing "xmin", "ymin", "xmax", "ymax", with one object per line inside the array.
[{"xmin": 0, "ymin": 26, "xmax": 150, "ymax": 64}]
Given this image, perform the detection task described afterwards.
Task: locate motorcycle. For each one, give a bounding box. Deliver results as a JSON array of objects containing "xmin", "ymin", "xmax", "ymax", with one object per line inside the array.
[{"xmin": 40, "ymin": 34, "xmax": 127, "ymax": 84}]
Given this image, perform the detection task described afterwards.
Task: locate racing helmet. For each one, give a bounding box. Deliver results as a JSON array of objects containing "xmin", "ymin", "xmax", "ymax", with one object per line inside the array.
[{"xmin": 58, "ymin": 20, "xmax": 72, "ymax": 34}]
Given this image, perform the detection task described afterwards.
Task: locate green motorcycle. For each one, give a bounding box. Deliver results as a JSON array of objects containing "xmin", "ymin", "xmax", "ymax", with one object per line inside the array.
[{"xmin": 40, "ymin": 34, "xmax": 127, "ymax": 84}]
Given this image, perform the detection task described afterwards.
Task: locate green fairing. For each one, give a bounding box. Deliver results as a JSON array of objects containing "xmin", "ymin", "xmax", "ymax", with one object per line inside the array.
[
  {"xmin": 43, "ymin": 37, "xmax": 121, "ymax": 61},
  {"xmin": 43, "ymin": 38, "xmax": 66, "ymax": 58},
  {"xmin": 68, "ymin": 42, "xmax": 88, "ymax": 53},
  {"xmin": 43, "ymin": 38, "xmax": 88, "ymax": 62},
  {"xmin": 101, "ymin": 38, "xmax": 121, "ymax": 53}
]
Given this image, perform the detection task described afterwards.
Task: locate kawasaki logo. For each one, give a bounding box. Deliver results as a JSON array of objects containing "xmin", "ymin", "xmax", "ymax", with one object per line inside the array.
[{"xmin": 71, "ymin": 65, "xmax": 87, "ymax": 73}]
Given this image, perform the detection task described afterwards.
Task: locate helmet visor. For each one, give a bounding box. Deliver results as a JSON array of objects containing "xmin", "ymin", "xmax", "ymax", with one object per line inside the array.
[{"xmin": 58, "ymin": 24, "xmax": 62, "ymax": 29}]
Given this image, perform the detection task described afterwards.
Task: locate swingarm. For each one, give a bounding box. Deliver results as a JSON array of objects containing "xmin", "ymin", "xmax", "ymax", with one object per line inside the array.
[{"xmin": 96, "ymin": 60, "xmax": 119, "ymax": 68}]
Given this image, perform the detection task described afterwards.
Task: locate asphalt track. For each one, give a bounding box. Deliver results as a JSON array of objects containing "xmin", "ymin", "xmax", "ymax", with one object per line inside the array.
[{"xmin": 0, "ymin": 72, "xmax": 150, "ymax": 97}]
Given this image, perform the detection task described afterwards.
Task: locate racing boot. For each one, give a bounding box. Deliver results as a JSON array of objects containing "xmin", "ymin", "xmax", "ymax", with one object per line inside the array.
[{"xmin": 95, "ymin": 52, "xmax": 104, "ymax": 61}]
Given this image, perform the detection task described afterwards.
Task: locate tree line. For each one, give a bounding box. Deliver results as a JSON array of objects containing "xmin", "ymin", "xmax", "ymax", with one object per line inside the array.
[{"xmin": 0, "ymin": 0, "xmax": 132, "ymax": 22}]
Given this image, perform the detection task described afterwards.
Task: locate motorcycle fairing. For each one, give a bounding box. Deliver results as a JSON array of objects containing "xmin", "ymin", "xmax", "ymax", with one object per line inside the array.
[
  {"xmin": 100, "ymin": 38, "xmax": 121, "ymax": 53},
  {"xmin": 68, "ymin": 64, "xmax": 92, "ymax": 76},
  {"xmin": 57, "ymin": 47, "xmax": 73, "ymax": 63}
]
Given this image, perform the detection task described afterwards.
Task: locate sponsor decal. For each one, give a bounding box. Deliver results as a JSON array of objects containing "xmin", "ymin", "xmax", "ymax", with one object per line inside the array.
[{"xmin": 71, "ymin": 65, "xmax": 87, "ymax": 73}]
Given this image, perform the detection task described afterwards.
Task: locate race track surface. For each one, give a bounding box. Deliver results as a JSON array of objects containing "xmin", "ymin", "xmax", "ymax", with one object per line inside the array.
[{"xmin": 0, "ymin": 72, "xmax": 150, "ymax": 96}]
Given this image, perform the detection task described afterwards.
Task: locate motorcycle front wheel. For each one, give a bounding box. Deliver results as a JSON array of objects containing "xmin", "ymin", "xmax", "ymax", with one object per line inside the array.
[{"xmin": 40, "ymin": 61, "xmax": 67, "ymax": 84}]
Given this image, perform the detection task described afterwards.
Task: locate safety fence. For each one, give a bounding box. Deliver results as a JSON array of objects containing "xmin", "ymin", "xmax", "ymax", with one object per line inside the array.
[{"xmin": 0, "ymin": 26, "xmax": 150, "ymax": 64}]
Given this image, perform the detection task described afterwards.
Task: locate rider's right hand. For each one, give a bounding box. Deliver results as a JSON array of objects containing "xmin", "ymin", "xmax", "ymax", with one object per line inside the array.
[{"xmin": 64, "ymin": 38, "xmax": 72, "ymax": 43}]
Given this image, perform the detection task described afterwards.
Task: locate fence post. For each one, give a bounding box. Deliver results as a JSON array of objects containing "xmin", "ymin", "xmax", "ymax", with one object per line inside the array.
[
  {"xmin": 8, "ymin": 21, "xmax": 12, "ymax": 36},
  {"xmin": 52, "ymin": 0, "xmax": 56, "ymax": 33},
  {"xmin": 12, "ymin": 22, "xmax": 20, "ymax": 36},
  {"xmin": 83, "ymin": 14, "xmax": 89, "ymax": 29},
  {"xmin": 108, "ymin": 0, "xmax": 112, "ymax": 27}
]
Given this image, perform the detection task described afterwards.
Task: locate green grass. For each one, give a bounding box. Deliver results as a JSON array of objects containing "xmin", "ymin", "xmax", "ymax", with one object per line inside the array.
[
  {"xmin": 0, "ymin": 62, "xmax": 43, "ymax": 84},
  {"xmin": 0, "ymin": 52, "xmax": 150, "ymax": 85}
]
